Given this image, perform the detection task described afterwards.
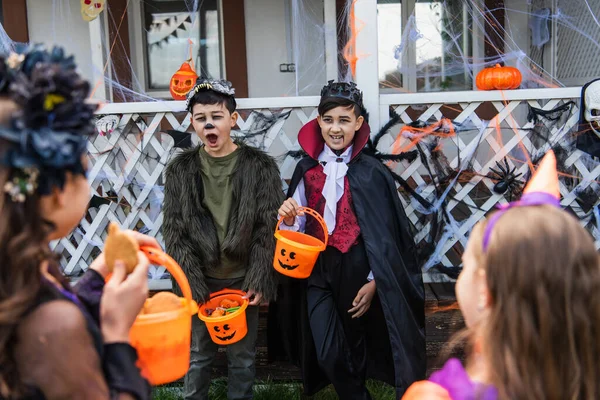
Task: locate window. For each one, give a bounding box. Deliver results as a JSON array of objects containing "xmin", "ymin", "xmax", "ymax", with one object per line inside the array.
[
  {"xmin": 128, "ymin": 0, "xmax": 333, "ymax": 99},
  {"xmin": 378, "ymin": 0, "xmax": 477, "ymax": 92},
  {"xmin": 133, "ymin": 0, "xmax": 224, "ymax": 95}
]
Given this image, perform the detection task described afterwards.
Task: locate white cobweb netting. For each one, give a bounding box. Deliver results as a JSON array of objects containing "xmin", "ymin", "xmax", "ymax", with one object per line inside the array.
[{"xmin": 1, "ymin": 0, "xmax": 600, "ymax": 280}]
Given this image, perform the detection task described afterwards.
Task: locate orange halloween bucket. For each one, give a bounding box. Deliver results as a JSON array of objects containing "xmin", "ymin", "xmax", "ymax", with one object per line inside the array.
[
  {"xmin": 198, "ymin": 289, "xmax": 249, "ymax": 345},
  {"xmin": 129, "ymin": 247, "xmax": 199, "ymax": 386},
  {"xmin": 273, "ymin": 207, "xmax": 328, "ymax": 279}
]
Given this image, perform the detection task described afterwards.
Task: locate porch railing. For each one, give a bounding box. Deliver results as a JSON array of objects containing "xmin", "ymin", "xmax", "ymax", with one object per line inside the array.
[
  {"xmin": 380, "ymin": 87, "xmax": 597, "ymax": 274},
  {"xmin": 55, "ymin": 87, "xmax": 598, "ymax": 289}
]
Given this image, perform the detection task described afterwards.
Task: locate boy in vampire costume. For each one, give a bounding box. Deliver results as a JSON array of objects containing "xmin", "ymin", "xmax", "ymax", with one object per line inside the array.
[
  {"xmin": 268, "ymin": 81, "xmax": 426, "ymax": 399},
  {"xmin": 163, "ymin": 78, "xmax": 283, "ymax": 400}
]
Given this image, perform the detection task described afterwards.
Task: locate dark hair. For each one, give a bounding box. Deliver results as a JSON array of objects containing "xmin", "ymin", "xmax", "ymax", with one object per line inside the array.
[
  {"xmin": 0, "ymin": 163, "xmax": 63, "ymax": 397},
  {"xmin": 187, "ymin": 90, "xmax": 236, "ymax": 114},
  {"xmin": 0, "ymin": 45, "xmax": 93, "ymax": 396},
  {"xmin": 318, "ymin": 97, "xmax": 361, "ymax": 118}
]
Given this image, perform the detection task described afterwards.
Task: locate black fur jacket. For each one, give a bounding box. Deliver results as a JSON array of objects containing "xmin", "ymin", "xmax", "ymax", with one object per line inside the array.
[{"xmin": 162, "ymin": 143, "xmax": 284, "ymax": 303}]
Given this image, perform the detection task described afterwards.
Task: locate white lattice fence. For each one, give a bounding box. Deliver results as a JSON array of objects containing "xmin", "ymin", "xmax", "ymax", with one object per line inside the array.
[
  {"xmin": 53, "ymin": 98, "xmax": 320, "ymax": 288},
  {"xmin": 55, "ymin": 88, "xmax": 598, "ymax": 286},
  {"xmin": 380, "ymin": 87, "xmax": 599, "ymax": 274}
]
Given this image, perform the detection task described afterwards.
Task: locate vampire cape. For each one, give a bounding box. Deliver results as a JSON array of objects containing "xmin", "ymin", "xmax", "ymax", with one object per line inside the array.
[{"xmin": 268, "ymin": 119, "xmax": 426, "ymax": 397}]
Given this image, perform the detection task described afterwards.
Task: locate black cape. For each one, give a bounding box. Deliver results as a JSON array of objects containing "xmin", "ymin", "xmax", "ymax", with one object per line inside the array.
[{"xmin": 268, "ymin": 153, "xmax": 426, "ymax": 397}]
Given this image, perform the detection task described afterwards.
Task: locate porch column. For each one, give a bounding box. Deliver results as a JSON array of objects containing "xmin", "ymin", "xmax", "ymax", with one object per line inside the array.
[
  {"xmin": 88, "ymin": 16, "xmax": 109, "ymax": 101},
  {"xmin": 324, "ymin": 0, "xmax": 338, "ymax": 81},
  {"xmin": 354, "ymin": 0, "xmax": 380, "ymax": 130}
]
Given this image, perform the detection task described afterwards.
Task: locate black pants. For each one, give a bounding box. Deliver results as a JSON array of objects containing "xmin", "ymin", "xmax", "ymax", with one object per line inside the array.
[{"xmin": 307, "ymin": 239, "xmax": 373, "ymax": 400}]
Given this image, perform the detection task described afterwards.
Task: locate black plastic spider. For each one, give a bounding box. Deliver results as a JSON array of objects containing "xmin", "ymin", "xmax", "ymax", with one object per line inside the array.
[{"xmin": 488, "ymin": 158, "xmax": 524, "ymax": 200}]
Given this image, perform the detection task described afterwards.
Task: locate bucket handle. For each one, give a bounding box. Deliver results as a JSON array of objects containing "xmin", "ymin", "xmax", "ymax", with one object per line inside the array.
[
  {"xmin": 140, "ymin": 246, "xmax": 194, "ymax": 313},
  {"xmin": 208, "ymin": 288, "xmax": 248, "ymax": 299},
  {"xmin": 275, "ymin": 207, "xmax": 329, "ymax": 247}
]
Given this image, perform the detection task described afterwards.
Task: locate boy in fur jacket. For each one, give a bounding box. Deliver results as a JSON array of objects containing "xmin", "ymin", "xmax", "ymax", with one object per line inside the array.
[{"xmin": 163, "ymin": 78, "xmax": 283, "ymax": 400}]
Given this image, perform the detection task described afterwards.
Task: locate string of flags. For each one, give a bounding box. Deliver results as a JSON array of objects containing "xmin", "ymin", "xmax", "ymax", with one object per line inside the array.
[{"xmin": 149, "ymin": 14, "xmax": 193, "ymax": 48}]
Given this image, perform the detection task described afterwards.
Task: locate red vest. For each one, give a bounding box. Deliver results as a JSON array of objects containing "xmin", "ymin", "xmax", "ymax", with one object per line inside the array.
[{"xmin": 303, "ymin": 164, "xmax": 361, "ymax": 254}]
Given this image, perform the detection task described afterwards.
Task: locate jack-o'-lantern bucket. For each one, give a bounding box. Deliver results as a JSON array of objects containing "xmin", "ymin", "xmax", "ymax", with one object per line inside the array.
[
  {"xmin": 129, "ymin": 247, "xmax": 199, "ymax": 386},
  {"xmin": 198, "ymin": 289, "xmax": 249, "ymax": 345},
  {"xmin": 273, "ymin": 207, "xmax": 328, "ymax": 279}
]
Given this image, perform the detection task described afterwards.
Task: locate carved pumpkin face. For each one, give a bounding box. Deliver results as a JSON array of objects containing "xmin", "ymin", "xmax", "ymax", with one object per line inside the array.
[
  {"xmin": 81, "ymin": 0, "xmax": 105, "ymax": 22},
  {"xmin": 170, "ymin": 62, "xmax": 198, "ymax": 100},
  {"xmin": 213, "ymin": 323, "xmax": 236, "ymax": 341},
  {"xmin": 476, "ymin": 64, "xmax": 522, "ymax": 91},
  {"xmin": 277, "ymin": 248, "xmax": 299, "ymax": 271}
]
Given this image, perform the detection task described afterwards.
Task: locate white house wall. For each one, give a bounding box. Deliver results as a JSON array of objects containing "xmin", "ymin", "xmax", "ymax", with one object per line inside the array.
[
  {"xmin": 26, "ymin": 0, "xmax": 96, "ymax": 86},
  {"xmin": 243, "ymin": 0, "xmax": 296, "ymax": 97}
]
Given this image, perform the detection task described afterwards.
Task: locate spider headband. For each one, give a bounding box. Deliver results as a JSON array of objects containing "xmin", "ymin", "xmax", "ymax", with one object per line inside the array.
[
  {"xmin": 320, "ymin": 80, "xmax": 366, "ymax": 115},
  {"xmin": 482, "ymin": 151, "xmax": 561, "ymax": 251}
]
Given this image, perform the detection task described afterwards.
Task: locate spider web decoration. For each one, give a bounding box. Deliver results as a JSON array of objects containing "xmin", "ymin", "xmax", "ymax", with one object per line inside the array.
[
  {"xmin": 527, "ymin": 102, "xmax": 600, "ymax": 230},
  {"xmin": 12, "ymin": 0, "xmax": 600, "ymax": 284},
  {"xmin": 56, "ymin": 108, "xmax": 294, "ymax": 281},
  {"xmin": 382, "ymin": 93, "xmax": 600, "ymax": 279}
]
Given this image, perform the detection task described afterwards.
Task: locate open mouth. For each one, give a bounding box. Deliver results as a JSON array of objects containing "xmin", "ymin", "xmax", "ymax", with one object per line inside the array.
[
  {"xmin": 216, "ymin": 331, "xmax": 236, "ymax": 341},
  {"xmin": 205, "ymin": 133, "xmax": 218, "ymax": 146},
  {"xmin": 328, "ymin": 134, "xmax": 344, "ymax": 144},
  {"xmin": 278, "ymin": 260, "xmax": 299, "ymax": 270}
]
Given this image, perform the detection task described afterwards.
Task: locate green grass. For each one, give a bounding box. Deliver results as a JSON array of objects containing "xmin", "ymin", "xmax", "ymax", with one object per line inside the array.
[{"xmin": 152, "ymin": 379, "xmax": 396, "ymax": 399}]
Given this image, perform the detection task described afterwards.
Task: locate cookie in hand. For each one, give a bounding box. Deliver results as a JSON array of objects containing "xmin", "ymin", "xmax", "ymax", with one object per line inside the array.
[{"xmin": 104, "ymin": 222, "xmax": 139, "ymax": 273}]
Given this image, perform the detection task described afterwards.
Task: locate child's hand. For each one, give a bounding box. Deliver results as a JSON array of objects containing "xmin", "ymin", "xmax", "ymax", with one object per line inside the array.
[
  {"xmin": 126, "ymin": 230, "xmax": 162, "ymax": 250},
  {"xmin": 89, "ymin": 253, "xmax": 110, "ymax": 278},
  {"xmin": 243, "ymin": 289, "xmax": 263, "ymax": 306},
  {"xmin": 100, "ymin": 252, "xmax": 150, "ymax": 343},
  {"xmin": 91, "ymin": 231, "xmax": 161, "ymax": 279},
  {"xmin": 278, "ymin": 198, "xmax": 302, "ymax": 226},
  {"xmin": 348, "ymin": 280, "xmax": 376, "ymax": 319}
]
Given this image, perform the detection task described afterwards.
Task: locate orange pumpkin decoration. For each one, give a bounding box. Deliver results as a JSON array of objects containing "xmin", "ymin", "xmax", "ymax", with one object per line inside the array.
[
  {"xmin": 169, "ymin": 61, "xmax": 198, "ymax": 100},
  {"xmin": 476, "ymin": 64, "xmax": 522, "ymax": 91}
]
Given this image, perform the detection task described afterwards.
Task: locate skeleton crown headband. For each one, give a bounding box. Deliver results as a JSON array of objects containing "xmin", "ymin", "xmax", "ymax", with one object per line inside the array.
[
  {"xmin": 482, "ymin": 151, "xmax": 561, "ymax": 251},
  {"xmin": 186, "ymin": 78, "xmax": 235, "ymax": 109}
]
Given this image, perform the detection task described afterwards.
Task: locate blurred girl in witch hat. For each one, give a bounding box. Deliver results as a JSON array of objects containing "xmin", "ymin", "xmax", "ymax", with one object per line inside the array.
[{"xmin": 403, "ymin": 151, "xmax": 600, "ymax": 400}]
